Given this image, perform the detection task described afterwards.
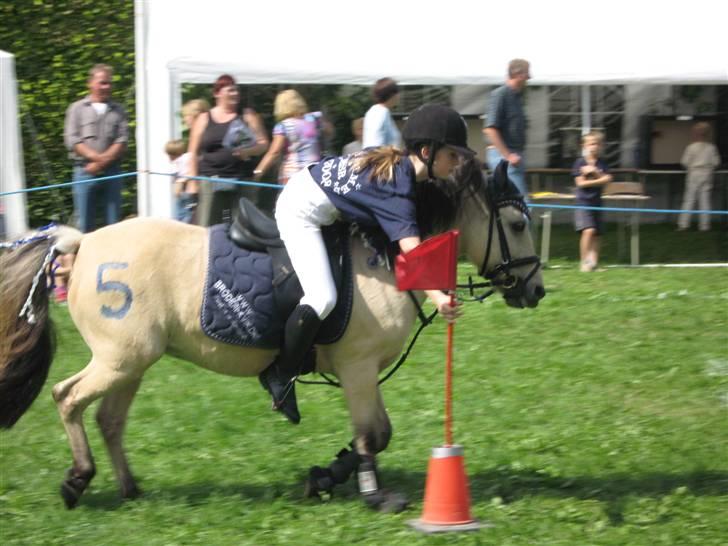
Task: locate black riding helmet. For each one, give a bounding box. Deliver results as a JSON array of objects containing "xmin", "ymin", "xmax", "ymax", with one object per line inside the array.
[{"xmin": 402, "ymin": 103, "xmax": 476, "ymax": 179}]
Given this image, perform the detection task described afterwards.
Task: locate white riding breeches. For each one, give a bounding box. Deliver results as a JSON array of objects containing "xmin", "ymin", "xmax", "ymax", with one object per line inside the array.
[{"xmin": 275, "ymin": 168, "xmax": 340, "ymax": 320}]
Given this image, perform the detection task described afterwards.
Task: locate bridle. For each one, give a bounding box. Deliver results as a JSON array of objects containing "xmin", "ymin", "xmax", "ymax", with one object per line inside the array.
[{"xmin": 458, "ymin": 165, "xmax": 541, "ymax": 303}]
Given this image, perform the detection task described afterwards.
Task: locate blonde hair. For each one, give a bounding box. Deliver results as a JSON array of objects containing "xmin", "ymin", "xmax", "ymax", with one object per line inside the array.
[
  {"xmin": 164, "ymin": 139, "xmax": 186, "ymax": 158},
  {"xmin": 582, "ymin": 130, "xmax": 604, "ymax": 145},
  {"xmin": 274, "ymin": 89, "xmax": 308, "ymax": 122},
  {"xmin": 351, "ymin": 146, "xmax": 405, "ymax": 183},
  {"xmin": 181, "ymin": 98, "xmax": 210, "ymax": 119},
  {"xmin": 692, "ymin": 122, "xmax": 712, "ymax": 141}
]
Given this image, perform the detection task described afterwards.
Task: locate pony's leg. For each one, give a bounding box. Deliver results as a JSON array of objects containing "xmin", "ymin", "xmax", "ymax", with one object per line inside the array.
[
  {"xmin": 305, "ymin": 360, "xmax": 406, "ymax": 512},
  {"xmin": 96, "ymin": 378, "xmax": 142, "ymax": 499},
  {"xmin": 52, "ymin": 359, "xmax": 136, "ymax": 508}
]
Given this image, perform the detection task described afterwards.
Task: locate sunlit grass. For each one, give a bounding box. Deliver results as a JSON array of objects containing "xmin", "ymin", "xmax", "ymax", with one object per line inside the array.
[{"xmin": 1, "ymin": 266, "xmax": 727, "ymax": 545}]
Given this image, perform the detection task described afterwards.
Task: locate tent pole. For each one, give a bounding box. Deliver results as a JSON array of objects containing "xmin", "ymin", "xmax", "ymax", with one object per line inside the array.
[{"xmin": 134, "ymin": 0, "xmax": 150, "ymax": 216}]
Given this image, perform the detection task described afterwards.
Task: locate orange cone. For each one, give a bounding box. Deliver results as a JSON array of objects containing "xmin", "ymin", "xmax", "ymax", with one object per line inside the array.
[{"xmin": 408, "ymin": 445, "xmax": 483, "ymax": 533}]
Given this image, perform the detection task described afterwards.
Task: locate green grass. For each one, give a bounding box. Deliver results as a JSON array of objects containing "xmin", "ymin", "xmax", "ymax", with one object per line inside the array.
[{"xmin": 2, "ymin": 266, "xmax": 727, "ymax": 545}]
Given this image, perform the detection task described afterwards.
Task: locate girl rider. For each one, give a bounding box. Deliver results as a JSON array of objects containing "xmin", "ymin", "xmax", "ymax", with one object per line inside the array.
[{"xmin": 260, "ymin": 103, "xmax": 475, "ymax": 424}]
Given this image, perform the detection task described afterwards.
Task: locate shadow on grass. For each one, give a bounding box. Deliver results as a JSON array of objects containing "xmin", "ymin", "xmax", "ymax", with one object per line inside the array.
[
  {"xmin": 385, "ymin": 467, "xmax": 728, "ymax": 524},
  {"xmin": 80, "ymin": 466, "xmax": 728, "ymax": 523}
]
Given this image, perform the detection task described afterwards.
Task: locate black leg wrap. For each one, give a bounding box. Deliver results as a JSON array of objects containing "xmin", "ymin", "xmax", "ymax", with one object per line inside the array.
[
  {"xmin": 304, "ymin": 447, "xmax": 362, "ymax": 500},
  {"xmin": 330, "ymin": 448, "xmax": 361, "ymax": 484}
]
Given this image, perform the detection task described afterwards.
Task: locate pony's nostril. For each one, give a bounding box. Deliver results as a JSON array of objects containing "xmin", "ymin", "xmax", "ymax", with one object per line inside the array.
[{"xmin": 534, "ymin": 285, "xmax": 545, "ymax": 299}]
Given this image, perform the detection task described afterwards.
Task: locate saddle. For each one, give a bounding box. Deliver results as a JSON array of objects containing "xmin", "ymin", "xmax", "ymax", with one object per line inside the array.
[{"xmin": 200, "ymin": 198, "xmax": 353, "ymax": 352}]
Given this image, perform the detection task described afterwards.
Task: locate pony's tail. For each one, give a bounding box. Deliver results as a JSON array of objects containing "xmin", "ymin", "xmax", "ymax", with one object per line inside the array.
[{"xmin": 0, "ymin": 226, "xmax": 82, "ymax": 428}]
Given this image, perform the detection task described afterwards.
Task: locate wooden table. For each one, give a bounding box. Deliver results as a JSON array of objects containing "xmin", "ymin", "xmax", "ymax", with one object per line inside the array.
[{"xmin": 530, "ymin": 193, "xmax": 651, "ymax": 266}]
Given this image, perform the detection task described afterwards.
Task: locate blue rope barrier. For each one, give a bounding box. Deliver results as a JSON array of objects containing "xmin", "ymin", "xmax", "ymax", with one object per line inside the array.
[
  {"xmin": 0, "ymin": 171, "xmax": 139, "ymax": 197},
  {"xmin": 529, "ymin": 203, "xmax": 728, "ymax": 215},
  {"xmin": 148, "ymin": 171, "xmax": 285, "ymax": 190},
  {"xmin": 2, "ymin": 169, "xmax": 726, "ymax": 216}
]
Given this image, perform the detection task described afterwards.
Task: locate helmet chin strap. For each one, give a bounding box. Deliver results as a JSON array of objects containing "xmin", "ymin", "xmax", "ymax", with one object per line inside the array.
[{"xmin": 415, "ymin": 140, "xmax": 441, "ymax": 180}]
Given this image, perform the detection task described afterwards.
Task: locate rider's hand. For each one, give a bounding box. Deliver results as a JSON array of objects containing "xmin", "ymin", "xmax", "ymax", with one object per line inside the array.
[{"xmin": 426, "ymin": 290, "xmax": 461, "ymax": 324}]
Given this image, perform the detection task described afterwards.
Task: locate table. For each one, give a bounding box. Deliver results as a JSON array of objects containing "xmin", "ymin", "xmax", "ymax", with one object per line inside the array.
[{"xmin": 530, "ymin": 193, "xmax": 651, "ymax": 266}]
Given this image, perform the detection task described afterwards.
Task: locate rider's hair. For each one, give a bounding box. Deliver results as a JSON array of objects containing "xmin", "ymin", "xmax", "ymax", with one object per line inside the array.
[{"xmin": 351, "ymin": 146, "xmax": 407, "ymax": 183}]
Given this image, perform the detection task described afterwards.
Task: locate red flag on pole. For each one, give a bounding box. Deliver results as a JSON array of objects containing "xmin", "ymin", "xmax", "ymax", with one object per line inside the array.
[{"xmin": 395, "ymin": 230, "xmax": 459, "ymax": 291}]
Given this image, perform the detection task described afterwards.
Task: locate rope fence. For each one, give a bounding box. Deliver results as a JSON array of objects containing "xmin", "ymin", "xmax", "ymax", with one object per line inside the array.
[{"xmin": 2, "ymin": 170, "xmax": 727, "ymax": 216}]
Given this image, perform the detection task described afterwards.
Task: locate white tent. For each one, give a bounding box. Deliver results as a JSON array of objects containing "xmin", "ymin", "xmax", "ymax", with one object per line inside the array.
[
  {"xmin": 0, "ymin": 49, "xmax": 28, "ymax": 238},
  {"xmin": 135, "ymin": 0, "xmax": 728, "ymax": 218}
]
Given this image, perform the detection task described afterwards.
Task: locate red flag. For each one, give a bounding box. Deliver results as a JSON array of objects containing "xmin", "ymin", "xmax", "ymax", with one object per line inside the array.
[{"xmin": 395, "ymin": 230, "xmax": 459, "ymax": 291}]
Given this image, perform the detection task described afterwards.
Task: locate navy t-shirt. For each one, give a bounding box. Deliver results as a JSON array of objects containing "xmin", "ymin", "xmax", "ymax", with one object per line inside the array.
[
  {"xmin": 308, "ymin": 155, "xmax": 419, "ymax": 242},
  {"xmin": 572, "ymin": 157, "xmax": 609, "ymax": 203},
  {"xmin": 486, "ymin": 85, "xmax": 526, "ymax": 152}
]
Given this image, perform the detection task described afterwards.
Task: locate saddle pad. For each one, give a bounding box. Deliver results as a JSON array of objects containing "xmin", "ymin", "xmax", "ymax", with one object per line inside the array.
[{"xmin": 200, "ymin": 225, "xmax": 353, "ymax": 349}]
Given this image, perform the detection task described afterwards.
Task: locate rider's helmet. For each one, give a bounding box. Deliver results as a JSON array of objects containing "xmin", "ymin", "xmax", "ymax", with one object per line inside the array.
[{"xmin": 402, "ymin": 103, "xmax": 475, "ymax": 179}]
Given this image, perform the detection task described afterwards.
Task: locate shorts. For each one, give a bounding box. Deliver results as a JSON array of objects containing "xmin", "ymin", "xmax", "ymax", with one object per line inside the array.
[{"xmin": 575, "ymin": 205, "xmax": 603, "ymax": 234}]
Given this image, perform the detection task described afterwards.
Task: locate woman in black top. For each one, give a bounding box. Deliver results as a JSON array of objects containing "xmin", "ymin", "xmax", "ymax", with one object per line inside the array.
[{"xmin": 188, "ymin": 74, "xmax": 269, "ymax": 226}]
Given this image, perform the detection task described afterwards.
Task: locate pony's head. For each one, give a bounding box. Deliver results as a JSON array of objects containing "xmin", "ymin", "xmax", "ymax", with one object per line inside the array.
[{"xmin": 416, "ymin": 157, "xmax": 545, "ymax": 308}]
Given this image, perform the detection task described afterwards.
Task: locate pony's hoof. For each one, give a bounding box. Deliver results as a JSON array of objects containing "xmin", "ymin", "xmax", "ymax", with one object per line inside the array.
[
  {"xmin": 364, "ymin": 490, "xmax": 409, "ymax": 513},
  {"xmin": 60, "ymin": 479, "xmax": 83, "ymax": 509},
  {"xmin": 303, "ymin": 466, "xmax": 334, "ymax": 501},
  {"xmin": 121, "ymin": 484, "xmax": 142, "ymax": 500}
]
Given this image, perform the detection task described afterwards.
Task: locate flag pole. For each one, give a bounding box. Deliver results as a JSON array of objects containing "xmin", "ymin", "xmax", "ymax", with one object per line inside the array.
[{"xmin": 445, "ymin": 292, "xmax": 455, "ymax": 447}]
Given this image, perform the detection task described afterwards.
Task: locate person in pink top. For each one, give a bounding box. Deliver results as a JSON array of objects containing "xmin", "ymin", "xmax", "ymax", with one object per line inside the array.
[{"xmin": 254, "ymin": 89, "xmax": 330, "ymax": 185}]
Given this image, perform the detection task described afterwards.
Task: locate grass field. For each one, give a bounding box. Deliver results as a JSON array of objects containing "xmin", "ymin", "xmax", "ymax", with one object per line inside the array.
[{"xmin": 1, "ymin": 265, "xmax": 727, "ymax": 545}]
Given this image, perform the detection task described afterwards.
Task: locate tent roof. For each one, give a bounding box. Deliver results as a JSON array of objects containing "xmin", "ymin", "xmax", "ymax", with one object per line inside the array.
[
  {"xmin": 135, "ymin": 0, "xmax": 727, "ymax": 219},
  {"xmin": 152, "ymin": 0, "xmax": 728, "ymax": 86}
]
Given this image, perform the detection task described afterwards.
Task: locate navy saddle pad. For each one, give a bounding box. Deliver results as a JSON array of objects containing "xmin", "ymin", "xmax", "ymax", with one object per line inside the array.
[{"xmin": 200, "ymin": 224, "xmax": 353, "ymax": 349}]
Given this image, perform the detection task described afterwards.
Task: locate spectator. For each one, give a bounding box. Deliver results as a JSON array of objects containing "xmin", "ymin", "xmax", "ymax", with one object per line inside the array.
[
  {"xmin": 483, "ymin": 59, "xmax": 530, "ymax": 200},
  {"xmin": 253, "ymin": 89, "xmax": 328, "ymax": 186},
  {"xmin": 187, "ymin": 74, "xmax": 269, "ymax": 226},
  {"xmin": 51, "ymin": 253, "xmax": 74, "ymax": 303},
  {"xmin": 572, "ymin": 131, "xmax": 612, "ymax": 272},
  {"xmin": 362, "ymin": 77, "xmax": 401, "ymax": 148},
  {"xmin": 64, "ymin": 64, "xmax": 129, "ymax": 233},
  {"xmin": 181, "ymin": 98, "xmax": 210, "ymax": 135},
  {"xmin": 677, "ymin": 122, "xmax": 721, "ymax": 232},
  {"xmin": 165, "ymin": 139, "xmax": 195, "ymax": 223},
  {"xmin": 342, "ymin": 117, "xmax": 364, "ymax": 156}
]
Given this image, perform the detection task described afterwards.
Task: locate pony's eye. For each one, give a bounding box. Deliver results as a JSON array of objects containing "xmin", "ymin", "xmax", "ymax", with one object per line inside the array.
[{"xmin": 512, "ymin": 221, "xmax": 526, "ymax": 233}]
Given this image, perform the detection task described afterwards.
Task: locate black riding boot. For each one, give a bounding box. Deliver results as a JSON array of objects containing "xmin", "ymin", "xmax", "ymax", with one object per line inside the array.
[{"xmin": 259, "ymin": 304, "xmax": 321, "ymax": 424}]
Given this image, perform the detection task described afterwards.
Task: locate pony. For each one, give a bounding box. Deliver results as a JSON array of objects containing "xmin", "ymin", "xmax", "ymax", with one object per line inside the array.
[{"xmin": 0, "ymin": 159, "xmax": 544, "ymax": 512}]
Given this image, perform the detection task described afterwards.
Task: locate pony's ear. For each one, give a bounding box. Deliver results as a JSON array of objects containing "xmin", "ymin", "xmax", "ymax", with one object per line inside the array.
[{"xmin": 493, "ymin": 160, "xmax": 510, "ymax": 193}]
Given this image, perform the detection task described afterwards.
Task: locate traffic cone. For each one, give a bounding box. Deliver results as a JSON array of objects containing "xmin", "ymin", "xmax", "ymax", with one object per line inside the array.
[{"xmin": 408, "ymin": 445, "xmax": 482, "ymax": 533}]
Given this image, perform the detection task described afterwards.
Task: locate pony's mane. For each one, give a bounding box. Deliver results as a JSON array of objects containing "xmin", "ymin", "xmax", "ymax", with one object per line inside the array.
[{"xmin": 415, "ymin": 157, "xmax": 486, "ymax": 237}]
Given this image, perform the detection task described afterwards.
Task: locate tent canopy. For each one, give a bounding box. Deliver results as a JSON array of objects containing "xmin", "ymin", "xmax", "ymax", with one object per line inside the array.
[{"xmin": 135, "ymin": 0, "xmax": 728, "ymax": 217}]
